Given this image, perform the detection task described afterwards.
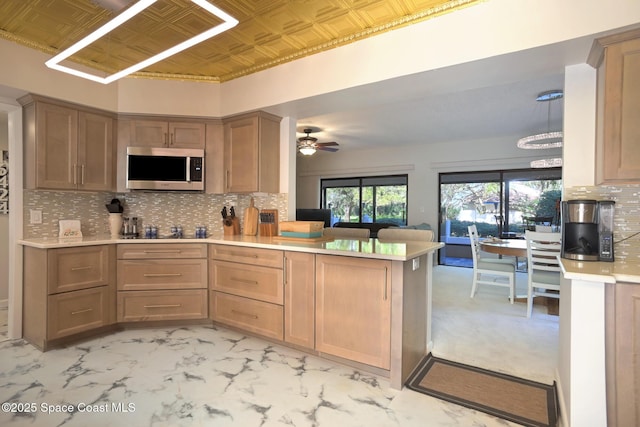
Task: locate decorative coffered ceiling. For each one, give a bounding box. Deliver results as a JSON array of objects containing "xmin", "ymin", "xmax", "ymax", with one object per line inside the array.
[{"xmin": 0, "ymin": 0, "xmax": 481, "ymax": 82}]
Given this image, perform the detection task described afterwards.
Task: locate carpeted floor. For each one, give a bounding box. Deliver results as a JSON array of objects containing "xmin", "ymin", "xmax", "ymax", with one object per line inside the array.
[
  {"xmin": 406, "ymin": 354, "xmax": 557, "ymax": 427},
  {"xmin": 431, "ymin": 265, "xmax": 559, "ymax": 385}
]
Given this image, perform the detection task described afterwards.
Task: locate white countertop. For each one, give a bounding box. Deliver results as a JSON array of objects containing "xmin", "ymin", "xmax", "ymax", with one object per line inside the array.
[
  {"xmin": 560, "ymin": 258, "xmax": 640, "ymax": 284},
  {"xmin": 18, "ymin": 234, "xmax": 444, "ymax": 262}
]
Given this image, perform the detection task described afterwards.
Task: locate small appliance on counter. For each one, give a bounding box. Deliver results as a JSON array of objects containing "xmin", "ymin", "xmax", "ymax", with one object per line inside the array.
[{"xmin": 561, "ymin": 199, "xmax": 615, "ymax": 262}]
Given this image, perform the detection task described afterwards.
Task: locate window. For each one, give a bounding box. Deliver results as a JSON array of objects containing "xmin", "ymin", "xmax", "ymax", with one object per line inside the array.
[
  {"xmin": 321, "ymin": 175, "xmax": 408, "ymax": 226},
  {"xmin": 439, "ymin": 168, "xmax": 561, "ymax": 266}
]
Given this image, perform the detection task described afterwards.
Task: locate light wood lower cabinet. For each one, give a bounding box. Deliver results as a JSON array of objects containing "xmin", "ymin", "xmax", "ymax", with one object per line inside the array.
[
  {"xmin": 23, "ymin": 245, "xmax": 116, "ymax": 350},
  {"xmin": 48, "ymin": 286, "xmax": 110, "ymax": 340},
  {"xmin": 209, "ymin": 244, "xmax": 284, "ymax": 340},
  {"xmin": 117, "ymin": 243, "xmax": 208, "ymax": 322},
  {"xmin": 210, "ymin": 292, "xmax": 283, "ymax": 340},
  {"xmin": 606, "ymin": 282, "xmax": 640, "ymax": 427},
  {"xmin": 284, "ymin": 251, "xmax": 315, "ymax": 349},
  {"xmin": 315, "ymin": 254, "xmax": 391, "ymax": 369},
  {"xmin": 117, "ymin": 289, "xmax": 208, "ymax": 322}
]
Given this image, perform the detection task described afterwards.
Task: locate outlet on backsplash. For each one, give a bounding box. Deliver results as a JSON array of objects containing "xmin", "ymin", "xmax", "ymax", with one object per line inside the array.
[{"xmin": 29, "ymin": 209, "xmax": 42, "ymax": 224}]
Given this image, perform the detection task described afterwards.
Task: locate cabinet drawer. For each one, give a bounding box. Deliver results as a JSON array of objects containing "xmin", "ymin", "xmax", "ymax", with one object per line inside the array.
[
  {"xmin": 117, "ymin": 289, "xmax": 208, "ymax": 322},
  {"xmin": 209, "ymin": 244, "xmax": 282, "ymax": 268},
  {"xmin": 118, "ymin": 259, "xmax": 207, "ymax": 290},
  {"xmin": 48, "ymin": 286, "xmax": 109, "ymax": 340},
  {"xmin": 118, "ymin": 243, "xmax": 207, "ymax": 260},
  {"xmin": 211, "ymin": 292, "xmax": 283, "ymax": 340},
  {"xmin": 48, "ymin": 245, "xmax": 111, "ymax": 294},
  {"xmin": 210, "ymin": 260, "xmax": 283, "ymax": 304}
]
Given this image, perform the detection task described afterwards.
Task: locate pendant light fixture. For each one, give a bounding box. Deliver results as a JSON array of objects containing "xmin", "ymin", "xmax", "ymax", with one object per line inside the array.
[{"xmin": 517, "ymin": 90, "xmax": 564, "ymax": 149}]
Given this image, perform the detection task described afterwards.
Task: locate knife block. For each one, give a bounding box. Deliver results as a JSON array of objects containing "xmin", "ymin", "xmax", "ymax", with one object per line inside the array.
[
  {"xmin": 223, "ymin": 217, "xmax": 240, "ymax": 235},
  {"xmin": 259, "ymin": 209, "xmax": 278, "ymax": 237}
]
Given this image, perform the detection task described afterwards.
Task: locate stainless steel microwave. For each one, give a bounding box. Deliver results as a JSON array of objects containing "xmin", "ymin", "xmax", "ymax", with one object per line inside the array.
[{"xmin": 126, "ymin": 146, "xmax": 204, "ymax": 191}]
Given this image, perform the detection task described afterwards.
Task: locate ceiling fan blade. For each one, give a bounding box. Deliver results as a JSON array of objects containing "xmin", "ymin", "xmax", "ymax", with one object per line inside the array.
[
  {"xmin": 317, "ymin": 146, "xmax": 339, "ymax": 152},
  {"xmin": 317, "ymin": 141, "xmax": 339, "ymax": 147}
]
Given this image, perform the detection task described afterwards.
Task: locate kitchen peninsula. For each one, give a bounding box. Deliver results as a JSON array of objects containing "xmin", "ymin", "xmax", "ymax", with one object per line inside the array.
[{"xmin": 19, "ymin": 234, "xmax": 443, "ymax": 390}]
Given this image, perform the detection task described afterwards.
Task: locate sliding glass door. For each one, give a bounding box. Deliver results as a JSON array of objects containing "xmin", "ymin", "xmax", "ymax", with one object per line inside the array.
[{"xmin": 438, "ymin": 168, "xmax": 561, "ymax": 266}]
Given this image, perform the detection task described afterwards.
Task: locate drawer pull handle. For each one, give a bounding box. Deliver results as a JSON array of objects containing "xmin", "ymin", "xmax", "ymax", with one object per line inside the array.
[
  {"xmin": 144, "ymin": 304, "xmax": 182, "ymax": 309},
  {"xmin": 71, "ymin": 266, "xmax": 93, "ymax": 271},
  {"xmin": 230, "ymin": 277, "xmax": 259, "ymax": 285},
  {"xmin": 71, "ymin": 308, "xmax": 93, "ymax": 315},
  {"xmin": 231, "ymin": 309, "xmax": 258, "ymax": 319},
  {"xmin": 143, "ymin": 273, "xmax": 183, "ymax": 277},
  {"xmin": 143, "ymin": 250, "xmax": 182, "ymax": 254}
]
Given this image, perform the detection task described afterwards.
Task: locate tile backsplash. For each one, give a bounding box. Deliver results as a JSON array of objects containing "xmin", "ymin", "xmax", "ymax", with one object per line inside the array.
[
  {"xmin": 565, "ymin": 184, "xmax": 640, "ymax": 262},
  {"xmin": 23, "ymin": 190, "xmax": 288, "ymax": 239}
]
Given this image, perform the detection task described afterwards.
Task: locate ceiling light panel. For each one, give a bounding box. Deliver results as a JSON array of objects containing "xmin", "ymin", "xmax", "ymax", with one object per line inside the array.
[{"xmin": 45, "ymin": 0, "xmax": 238, "ymax": 84}]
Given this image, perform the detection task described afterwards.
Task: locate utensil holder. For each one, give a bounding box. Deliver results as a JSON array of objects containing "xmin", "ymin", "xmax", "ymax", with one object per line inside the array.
[
  {"xmin": 109, "ymin": 213, "xmax": 123, "ymax": 237},
  {"xmin": 223, "ymin": 217, "xmax": 240, "ymax": 235}
]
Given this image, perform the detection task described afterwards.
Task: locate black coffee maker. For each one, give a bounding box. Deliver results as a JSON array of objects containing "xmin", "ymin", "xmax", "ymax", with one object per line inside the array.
[{"xmin": 561, "ymin": 199, "xmax": 615, "ymax": 262}]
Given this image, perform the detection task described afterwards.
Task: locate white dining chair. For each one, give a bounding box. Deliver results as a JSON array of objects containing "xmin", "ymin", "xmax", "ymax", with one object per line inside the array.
[
  {"xmin": 377, "ymin": 228, "xmax": 434, "ymax": 242},
  {"xmin": 525, "ymin": 230, "xmax": 562, "ymax": 318},
  {"xmin": 468, "ymin": 225, "xmax": 516, "ymax": 303},
  {"xmin": 323, "ymin": 227, "xmax": 370, "ymax": 239}
]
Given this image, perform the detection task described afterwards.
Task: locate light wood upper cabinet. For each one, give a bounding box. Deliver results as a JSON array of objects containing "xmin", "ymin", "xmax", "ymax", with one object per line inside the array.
[
  {"xmin": 223, "ymin": 111, "xmax": 281, "ymax": 193},
  {"xmin": 20, "ymin": 95, "xmax": 115, "ymax": 191},
  {"xmin": 589, "ymin": 29, "xmax": 640, "ymax": 184},
  {"xmin": 78, "ymin": 111, "xmax": 114, "ymax": 190},
  {"xmin": 129, "ymin": 119, "xmax": 205, "ymax": 149},
  {"xmin": 315, "ymin": 254, "xmax": 391, "ymax": 369}
]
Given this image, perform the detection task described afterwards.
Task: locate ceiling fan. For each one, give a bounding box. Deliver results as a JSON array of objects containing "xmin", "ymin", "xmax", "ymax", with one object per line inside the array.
[{"xmin": 297, "ymin": 128, "xmax": 339, "ymax": 156}]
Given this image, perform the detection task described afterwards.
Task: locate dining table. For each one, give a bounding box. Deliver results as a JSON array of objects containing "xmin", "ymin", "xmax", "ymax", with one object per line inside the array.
[
  {"xmin": 479, "ymin": 238, "xmax": 528, "ymax": 258},
  {"xmin": 479, "ymin": 237, "xmax": 560, "ymax": 314}
]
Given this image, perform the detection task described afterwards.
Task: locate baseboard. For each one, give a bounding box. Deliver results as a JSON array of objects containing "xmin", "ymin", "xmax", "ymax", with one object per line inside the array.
[
  {"xmin": 555, "ymin": 367, "xmax": 567, "ymax": 427},
  {"xmin": 0, "ymin": 299, "xmax": 7, "ymax": 308}
]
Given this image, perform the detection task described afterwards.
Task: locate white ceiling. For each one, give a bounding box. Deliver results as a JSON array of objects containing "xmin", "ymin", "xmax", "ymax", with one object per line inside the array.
[{"xmin": 267, "ymin": 34, "xmax": 602, "ymax": 153}]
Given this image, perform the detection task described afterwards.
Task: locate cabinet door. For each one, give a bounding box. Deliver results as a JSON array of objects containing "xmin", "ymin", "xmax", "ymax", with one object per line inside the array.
[
  {"xmin": 315, "ymin": 255, "xmax": 391, "ymax": 369},
  {"xmin": 169, "ymin": 122, "xmax": 205, "ymax": 149},
  {"xmin": 35, "ymin": 102, "xmax": 78, "ymax": 189},
  {"xmin": 598, "ymin": 37, "xmax": 640, "ymax": 183},
  {"xmin": 284, "ymin": 252, "xmax": 315, "ymax": 349},
  {"xmin": 607, "ymin": 282, "xmax": 640, "ymax": 427},
  {"xmin": 77, "ymin": 111, "xmax": 114, "ymax": 191},
  {"xmin": 224, "ymin": 115, "xmax": 259, "ymax": 192},
  {"xmin": 130, "ymin": 120, "xmax": 169, "ymax": 147}
]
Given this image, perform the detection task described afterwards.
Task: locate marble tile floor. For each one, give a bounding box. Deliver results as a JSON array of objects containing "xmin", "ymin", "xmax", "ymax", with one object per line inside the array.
[{"xmin": 0, "ymin": 266, "xmax": 557, "ymax": 427}]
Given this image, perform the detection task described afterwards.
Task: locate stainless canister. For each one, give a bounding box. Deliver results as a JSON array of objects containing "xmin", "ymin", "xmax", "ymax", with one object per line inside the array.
[{"xmin": 565, "ymin": 200, "xmax": 597, "ymax": 223}]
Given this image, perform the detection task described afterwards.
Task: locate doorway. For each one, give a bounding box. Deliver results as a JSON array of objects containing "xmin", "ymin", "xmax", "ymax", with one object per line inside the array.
[{"xmin": 1, "ymin": 99, "xmax": 24, "ymax": 340}]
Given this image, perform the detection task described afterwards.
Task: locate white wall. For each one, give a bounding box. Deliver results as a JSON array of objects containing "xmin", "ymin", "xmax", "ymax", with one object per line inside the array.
[
  {"xmin": 563, "ymin": 64, "xmax": 597, "ymax": 187},
  {"xmin": 297, "ymin": 136, "xmax": 562, "ymax": 227}
]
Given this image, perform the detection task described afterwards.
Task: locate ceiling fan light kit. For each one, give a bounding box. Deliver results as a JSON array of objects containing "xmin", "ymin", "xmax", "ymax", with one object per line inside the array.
[
  {"xmin": 45, "ymin": 0, "xmax": 238, "ymax": 84},
  {"xmin": 299, "ymin": 146, "xmax": 317, "ymax": 156},
  {"xmin": 297, "ymin": 128, "xmax": 339, "ymax": 156}
]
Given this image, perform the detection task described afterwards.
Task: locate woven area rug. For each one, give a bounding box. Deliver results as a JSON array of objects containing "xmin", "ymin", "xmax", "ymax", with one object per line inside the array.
[{"xmin": 406, "ymin": 354, "xmax": 557, "ymax": 427}]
